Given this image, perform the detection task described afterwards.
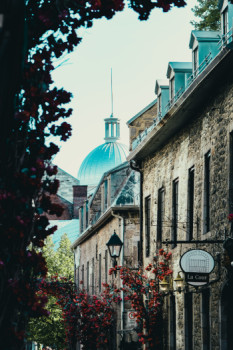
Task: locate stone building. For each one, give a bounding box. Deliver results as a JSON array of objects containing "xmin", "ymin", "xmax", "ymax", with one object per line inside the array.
[
  {"xmin": 70, "ymin": 111, "xmax": 142, "ymax": 348},
  {"xmin": 127, "ymin": 1, "xmax": 233, "ymax": 349},
  {"xmin": 72, "ymin": 161, "xmax": 140, "ymax": 348}
]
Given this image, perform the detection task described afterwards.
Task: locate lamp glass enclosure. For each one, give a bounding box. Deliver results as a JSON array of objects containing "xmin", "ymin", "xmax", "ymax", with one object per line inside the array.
[
  {"xmin": 108, "ymin": 245, "xmax": 122, "ymax": 258},
  {"xmin": 159, "ymin": 277, "xmax": 170, "ymax": 292},
  {"xmin": 174, "ymin": 272, "xmax": 184, "ymax": 289},
  {"xmin": 106, "ymin": 231, "xmax": 123, "ymax": 259}
]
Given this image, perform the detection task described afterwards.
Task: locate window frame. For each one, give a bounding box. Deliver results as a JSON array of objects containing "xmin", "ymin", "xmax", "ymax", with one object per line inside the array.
[
  {"xmin": 229, "ymin": 132, "xmax": 233, "ymax": 213},
  {"xmin": 201, "ymin": 289, "xmax": 210, "ymax": 350},
  {"xmin": 169, "ymin": 294, "xmax": 176, "ymax": 350},
  {"xmin": 185, "ymin": 292, "xmax": 193, "ymax": 350},
  {"xmin": 172, "ymin": 178, "xmax": 179, "ymax": 248},
  {"xmin": 86, "ymin": 261, "xmax": 89, "ymax": 292},
  {"xmin": 145, "ymin": 196, "xmax": 151, "ymax": 257},
  {"xmin": 92, "ymin": 257, "xmax": 95, "ymax": 295},
  {"xmin": 99, "ymin": 253, "xmax": 102, "ymax": 293},
  {"xmin": 157, "ymin": 187, "xmax": 165, "ymax": 244},
  {"xmin": 158, "ymin": 93, "xmax": 162, "ymax": 116},
  {"xmin": 203, "ymin": 151, "xmax": 211, "ymax": 234},
  {"xmin": 170, "ymin": 76, "xmax": 175, "ymax": 102},
  {"xmin": 193, "ymin": 47, "xmax": 198, "ymax": 75},
  {"xmin": 222, "ymin": 7, "xmax": 228, "ymax": 36},
  {"xmin": 105, "ymin": 249, "xmax": 108, "ymax": 283},
  {"xmin": 187, "ymin": 166, "xmax": 195, "ymax": 241},
  {"xmin": 81, "ymin": 264, "xmax": 84, "ymax": 289}
]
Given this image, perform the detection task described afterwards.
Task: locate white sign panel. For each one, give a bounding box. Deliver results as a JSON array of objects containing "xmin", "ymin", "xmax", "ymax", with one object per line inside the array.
[
  {"xmin": 180, "ymin": 249, "xmax": 215, "ymax": 286},
  {"xmin": 124, "ymin": 311, "xmax": 137, "ymax": 330}
]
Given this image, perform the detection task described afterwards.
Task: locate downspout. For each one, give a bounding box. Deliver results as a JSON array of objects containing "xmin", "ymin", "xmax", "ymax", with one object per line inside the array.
[
  {"xmin": 130, "ymin": 160, "xmax": 143, "ymax": 267},
  {"xmin": 112, "ymin": 212, "xmax": 125, "ymax": 339}
]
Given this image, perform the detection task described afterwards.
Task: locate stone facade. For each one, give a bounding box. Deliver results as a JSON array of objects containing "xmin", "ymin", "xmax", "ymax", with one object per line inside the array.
[
  {"xmin": 127, "ymin": 11, "xmax": 233, "ymax": 350},
  {"xmin": 74, "ymin": 213, "xmax": 140, "ymax": 294},
  {"xmin": 72, "ymin": 163, "xmax": 140, "ymax": 348},
  {"xmin": 127, "ymin": 100, "xmax": 157, "ymax": 151},
  {"xmin": 140, "ymin": 81, "xmax": 233, "ymax": 350}
]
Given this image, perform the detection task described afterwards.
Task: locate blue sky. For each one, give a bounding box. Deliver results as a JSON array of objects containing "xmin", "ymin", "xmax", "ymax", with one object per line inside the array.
[{"xmin": 53, "ymin": 0, "xmax": 196, "ymax": 177}]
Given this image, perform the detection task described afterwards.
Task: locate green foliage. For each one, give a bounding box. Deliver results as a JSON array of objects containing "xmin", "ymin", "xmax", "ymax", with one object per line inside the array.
[
  {"xmin": 191, "ymin": 0, "xmax": 221, "ymax": 31},
  {"xmin": 27, "ymin": 234, "xmax": 74, "ymax": 349},
  {"xmin": 43, "ymin": 234, "xmax": 74, "ymax": 280}
]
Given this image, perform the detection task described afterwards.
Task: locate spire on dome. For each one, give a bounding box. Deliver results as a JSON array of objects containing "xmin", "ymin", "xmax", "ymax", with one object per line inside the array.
[
  {"xmin": 111, "ymin": 68, "xmax": 113, "ymax": 118},
  {"xmin": 104, "ymin": 68, "xmax": 120, "ymax": 142}
]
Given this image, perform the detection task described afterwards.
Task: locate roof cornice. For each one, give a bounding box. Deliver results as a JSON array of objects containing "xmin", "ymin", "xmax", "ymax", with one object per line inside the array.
[
  {"xmin": 71, "ymin": 205, "xmax": 139, "ymax": 248},
  {"xmin": 127, "ymin": 46, "xmax": 233, "ymax": 163}
]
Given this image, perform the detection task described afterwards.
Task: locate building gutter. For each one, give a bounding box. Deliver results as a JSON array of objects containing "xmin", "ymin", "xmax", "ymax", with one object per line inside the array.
[
  {"xmin": 111, "ymin": 212, "xmax": 125, "ymax": 334},
  {"xmin": 130, "ymin": 160, "xmax": 143, "ymax": 266}
]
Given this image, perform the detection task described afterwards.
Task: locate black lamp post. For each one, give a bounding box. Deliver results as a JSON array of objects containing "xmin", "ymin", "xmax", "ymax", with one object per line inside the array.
[{"xmin": 106, "ymin": 230, "xmax": 123, "ymax": 276}]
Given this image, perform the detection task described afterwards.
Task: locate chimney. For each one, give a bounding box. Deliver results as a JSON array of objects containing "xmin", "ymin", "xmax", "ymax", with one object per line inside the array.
[{"xmin": 73, "ymin": 185, "xmax": 87, "ymax": 218}]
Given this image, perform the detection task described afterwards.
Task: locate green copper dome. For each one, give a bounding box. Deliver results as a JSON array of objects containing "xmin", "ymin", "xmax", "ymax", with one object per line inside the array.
[{"xmin": 78, "ymin": 114, "xmax": 128, "ymax": 188}]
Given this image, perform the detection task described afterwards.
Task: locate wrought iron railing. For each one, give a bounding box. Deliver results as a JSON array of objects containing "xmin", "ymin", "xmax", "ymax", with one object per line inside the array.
[
  {"xmin": 165, "ymin": 86, "xmax": 184, "ymax": 112},
  {"xmin": 218, "ymin": 27, "xmax": 233, "ymax": 51}
]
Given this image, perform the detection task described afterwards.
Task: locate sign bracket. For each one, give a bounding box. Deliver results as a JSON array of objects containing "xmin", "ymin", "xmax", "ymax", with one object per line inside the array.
[{"xmin": 162, "ymin": 239, "xmax": 224, "ymax": 245}]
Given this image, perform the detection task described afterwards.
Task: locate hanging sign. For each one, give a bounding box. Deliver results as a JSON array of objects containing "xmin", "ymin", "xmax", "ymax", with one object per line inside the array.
[{"xmin": 180, "ymin": 249, "xmax": 215, "ymax": 286}]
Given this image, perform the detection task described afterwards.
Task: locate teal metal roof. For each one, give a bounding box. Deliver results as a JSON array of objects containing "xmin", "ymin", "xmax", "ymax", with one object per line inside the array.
[
  {"xmin": 167, "ymin": 62, "xmax": 192, "ymax": 78},
  {"xmin": 78, "ymin": 141, "xmax": 128, "ymax": 187},
  {"xmin": 155, "ymin": 79, "xmax": 169, "ymax": 94},
  {"xmin": 189, "ymin": 30, "xmax": 221, "ymax": 48},
  {"xmin": 50, "ymin": 219, "xmax": 79, "ymax": 249},
  {"xmin": 218, "ymin": 0, "xmax": 224, "ymax": 9}
]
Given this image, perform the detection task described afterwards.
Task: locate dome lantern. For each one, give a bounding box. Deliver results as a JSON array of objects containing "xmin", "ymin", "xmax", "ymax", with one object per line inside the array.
[
  {"xmin": 104, "ymin": 114, "xmax": 120, "ymax": 142},
  {"xmin": 77, "ymin": 115, "xmax": 128, "ymax": 190},
  {"xmin": 77, "ymin": 70, "xmax": 128, "ymax": 190}
]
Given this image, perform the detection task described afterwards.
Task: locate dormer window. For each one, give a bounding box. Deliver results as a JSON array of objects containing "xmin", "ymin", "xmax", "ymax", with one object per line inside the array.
[
  {"xmin": 170, "ymin": 77, "xmax": 175, "ymax": 102},
  {"xmin": 222, "ymin": 7, "xmax": 228, "ymax": 36},
  {"xmin": 193, "ymin": 47, "xmax": 198, "ymax": 75},
  {"xmin": 155, "ymin": 80, "xmax": 169, "ymax": 119}
]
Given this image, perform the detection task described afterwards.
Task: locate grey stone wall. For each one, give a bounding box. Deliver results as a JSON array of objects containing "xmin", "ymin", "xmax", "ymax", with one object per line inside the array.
[
  {"xmin": 56, "ymin": 167, "xmax": 80, "ymax": 203},
  {"xmin": 141, "ymin": 80, "xmax": 233, "ymax": 349},
  {"xmin": 74, "ymin": 211, "xmax": 140, "ymax": 349},
  {"xmin": 128, "ymin": 102, "xmax": 157, "ymax": 151}
]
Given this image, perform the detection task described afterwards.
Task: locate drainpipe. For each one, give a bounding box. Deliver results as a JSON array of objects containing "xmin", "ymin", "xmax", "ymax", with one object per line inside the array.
[
  {"xmin": 112, "ymin": 211, "xmax": 125, "ymax": 341},
  {"xmin": 130, "ymin": 160, "xmax": 143, "ymax": 267}
]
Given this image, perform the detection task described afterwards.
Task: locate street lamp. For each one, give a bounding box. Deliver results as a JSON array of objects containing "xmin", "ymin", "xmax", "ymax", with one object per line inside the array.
[
  {"xmin": 159, "ymin": 272, "xmax": 185, "ymax": 294},
  {"xmin": 159, "ymin": 277, "xmax": 170, "ymax": 293},
  {"xmin": 106, "ymin": 230, "xmax": 123, "ymax": 274},
  {"xmin": 174, "ymin": 272, "xmax": 184, "ymax": 293}
]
